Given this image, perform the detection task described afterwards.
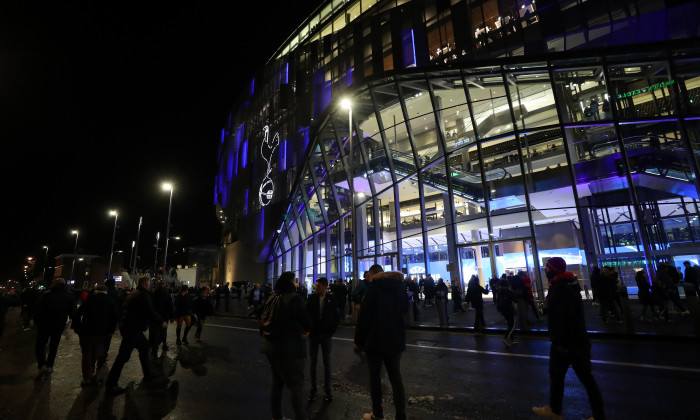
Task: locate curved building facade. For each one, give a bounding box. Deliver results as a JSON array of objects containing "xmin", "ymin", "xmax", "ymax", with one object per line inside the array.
[{"xmin": 215, "ymin": 0, "xmax": 700, "ymax": 298}]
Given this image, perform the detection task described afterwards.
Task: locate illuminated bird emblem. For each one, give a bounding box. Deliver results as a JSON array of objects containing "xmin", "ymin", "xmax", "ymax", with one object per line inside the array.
[{"xmin": 259, "ymin": 125, "xmax": 279, "ymax": 206}]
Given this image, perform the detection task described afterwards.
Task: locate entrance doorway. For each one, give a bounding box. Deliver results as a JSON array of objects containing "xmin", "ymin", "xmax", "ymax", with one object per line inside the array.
[{"xmin": 458, "ymin": 239, "xmax": 537, "ymax": 296}]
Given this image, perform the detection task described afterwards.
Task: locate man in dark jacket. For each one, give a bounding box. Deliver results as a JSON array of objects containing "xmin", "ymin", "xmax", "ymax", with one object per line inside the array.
[
  {"xmin": 33, "ymin": 277, "xmax": 75, "ymax": 375},
  {"xmin": 533, "ymin": 257, "xmax": 606, "ymax": 420},
  {"xmin": 19, "ymin": 286, "xmax": 40, "ymax": 330},
  {"xmin": 101, "ymin": 278, "xmax": 123, "ymax": 366},
  {"xmin": 72, "ymin": 285, "xmax": 118, "ymax": 386},
  {"xmin": 306, "ymin": 277, "xmax": 340, "ymax": 402},
  {"xmin": 150, "ymin": 279, "xmax": 174, "ymax": 358},
  {"xmin": 260, "ymin": 271, "xmax": 311, "ymax": 420},
  {"xmin": 331, "ymin": 280, "xmax": 348, "ymax": 320},
  {"xmin": 105, "ymin": 276, "xmax": 167, "ymax": 395},
  {"xmin": 354, "ymin": 265, "xmax": 408, "ymax": 420}
]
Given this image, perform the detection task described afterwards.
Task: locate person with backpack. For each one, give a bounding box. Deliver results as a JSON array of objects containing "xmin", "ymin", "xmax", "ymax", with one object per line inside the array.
[
  {"xmin": 533, "ymin": 257, "xmax": 606, "ymax": 420},
  {"xmin": 260, "ymin": 271, "xmax": 312, "ymax": 420},
  {"xmin": 306, "ymin": 277, "xmax": 340, "ymax": 402},
  {"xmin": 496, "ymin": 279, "xmax": 517, "ymax": 347}
]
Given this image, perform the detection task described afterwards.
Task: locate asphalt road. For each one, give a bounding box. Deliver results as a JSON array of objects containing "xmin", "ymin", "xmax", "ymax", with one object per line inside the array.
[{"xmin": 0, "ymin": 309, "xmax": 698, "ymax": 420}]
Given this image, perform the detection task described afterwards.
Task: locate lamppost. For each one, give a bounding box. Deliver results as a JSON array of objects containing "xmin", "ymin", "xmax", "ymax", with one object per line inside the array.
[
  {"xmin": 341, "ymin": 98, "xmax": 357, "ymax": 285},
  {"xmin": 153, "ymin": 231, "xmax": 160, "ymax": 274},
  {"xmin": 41, "ymin": 245, "xmax": 49, "ymax": 282},
  {"xmin": 132, "ymin": 216, "xmax": 142, "ymax": 278},
  {"xmin": 70, "ymin": 230, "xmax": 79, "ymax": 280},
  {"xmin": 162, "ymin": 183, "xmax": 174, "ymax": 276},
  {"xmin": 107, "ymin": 210, "xmax": 118, "ymax": 281}
]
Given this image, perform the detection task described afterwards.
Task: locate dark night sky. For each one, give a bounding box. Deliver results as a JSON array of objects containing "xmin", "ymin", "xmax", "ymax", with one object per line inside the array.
[{"xmin": 1, "ymin": 2, "xmax": 322, "ymax": 282}]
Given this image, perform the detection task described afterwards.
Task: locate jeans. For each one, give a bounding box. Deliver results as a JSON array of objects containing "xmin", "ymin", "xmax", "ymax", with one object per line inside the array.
[
  {"xmin": 549, "ymin": 345, "xmax": 606, "ymax": 420},
  {"xmin": 266, "ymin": 355, "xmax": 306, "ymax": 420},
  {"xmin": 35, "ymin": 327, "xmax": 63, "ymax": 369},
  {"xmin": 366, "ymin": 352, "xmax": 406, "ymax": 420},
  {"xmin": 106, "ymin": 331, "xmax": 151, "ymax": 388},
  {"xmin": 308, "ymin": 336, "xmax": 332, "ymax": 394}
]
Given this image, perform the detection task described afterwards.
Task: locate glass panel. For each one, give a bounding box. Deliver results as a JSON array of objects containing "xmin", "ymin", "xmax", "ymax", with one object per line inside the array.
[
  {"xmin": 377, "ymin": 186, "xmax": 398, "ymax": 254},
  {"xmin": 398, "ymin": 176, "xmax": 424, "ymax": 276},
  {"xmin": 430, "ymin": 74, "xmax": 475, "ymax": 153},
  {"xmin": 358, "ymin": 200, "xmax": 376, "ymax": 256},
  {"xmin": 319, "ymin": 120, "xmax": 341, "ymax": 161},
  {"xmin": 329, "ymin": 221, "xmax": 341, "ymax": 282},
  {"xmin": 317, "ymin": 229, "xmax": 328, "ymax": 279},
  {"xmin": 329, "ymin": 157, "xmax": 352, "ymax": 215},
  {"xmin": 467, "ymin": 73, "xmax": 510, "ymax": 140},
  {"xmin": 608, "ymin": 61, "xmax": 676, "ymax": 119},
  {"xmin": 426, "ymin": 226, "xmax": 449, "ymax": 282},
  {"xmin": 459, "ymin": 245, "xmax": 492, "ymax": 286},
  {"xmin": 674, "ymin": 58, "xmax": 700, "ymax": 115},
  {"xmin": 553, "ymin": 66, "xmax": 612, "ymax": 123},
  {"xmin": 494, "ymin": 240, "xmax": 537, "ymax": 290},
  {"xmin": 373, "ymin": 81, "xmax": 417, "ymax": 179},
  {"xmin": 303, "ymin": 239, "xmax": 314, "ymax": 284},
  {"xmin": 400, "ymin": 76, "xmax": 441, "ymax": 167},
  {"xmin": 507, "ymin": 71, "xmax": 558, "ymax": 129},
  {"xmin": 421, "ymin": 159, "xmax": 449, "ymax": 231},
  {"xmin": 481, "ymin": 134, "xmax": 528, "ymax": 216},
  {"xmin": 685, "ymin": 120, "xmax": 700, "ymax": 190}
]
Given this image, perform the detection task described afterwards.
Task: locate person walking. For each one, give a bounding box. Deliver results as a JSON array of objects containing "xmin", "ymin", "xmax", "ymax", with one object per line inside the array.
[
  {"xmin": 331, "ymin": 280, "xmax": 348, "ymax": 320},
  {"xmin": 354, "ymin": 265, "xmax": 408, "ymax": 420},
  {"xmin": 465, "ymin": 275, "xmax": 488, "ymax": 335},
  {"xmin": 248, "ymin": 283, "xmax": 264, "ymax": 319},
  {"xmin": 71, "ymin": 285, "xmax": 118, "ymax": 386},
  {"xmin": 105, "ymin": 276, "xmax": 167, "ymax": 395},
  {"xmin": 19, "ymin": 286, "xmax": 40, "ymax": 330},
  {"xmin": 634, "ymin": 270, "xmax": 659, "ymax": 321},
  {"xmin": 260, "ymin": 271, "xmax": 311, "ymax": 420},
  {"xmin": 306, "ymin": 277, "xmax": 340, "ymax": 402},
  {"xmin": 683, "ymin": 261, "xmax": 700, "ymax": 297},
  {"xmin": 451, "ymin": 277, "xmax": 465, "ymax": 314},
  {"xmin": 150, "ymin": 279, "xmax": 174, "ymax": 357},
  {"xmin": 435, "ymin": 278, "xmax": 449, "ymax": 327},
  {"xmin": 174, "ymin": 285, "xmax": 193, "ymax": 345},
  {"xmin": 193, "ymin": 289, "xmax": 214, "ymax": 342},
  {"xmin": 496, "ymin": 279, "xmax": 517, "ymax": 347},
  {"xmin": 533, "ymin": 257, "xmax": 606, "ymax": 420},
  {"xmin": 33, "ymin": 277, "xmax": 75, "ymax": 376},
  {"xmin": 101, "ymin": 278, "xmax": 123, "ymax": 367}
]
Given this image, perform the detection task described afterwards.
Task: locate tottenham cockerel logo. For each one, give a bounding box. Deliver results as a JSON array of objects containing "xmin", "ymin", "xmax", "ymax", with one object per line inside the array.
[{"xmin": 259, "ymin": 125, "xmax": 279, "ymax": 207}]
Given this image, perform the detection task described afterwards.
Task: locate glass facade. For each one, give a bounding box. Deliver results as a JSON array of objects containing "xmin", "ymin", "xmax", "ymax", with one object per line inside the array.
[{"xmin": 215, "ymin": 0, "xmax": 700, "ymax": 297}]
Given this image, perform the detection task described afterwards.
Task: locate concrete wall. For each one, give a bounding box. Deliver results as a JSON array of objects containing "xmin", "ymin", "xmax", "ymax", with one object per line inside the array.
[{"xmin": 222, "ymin": 240, "xmax": 265, "ymax": 286}]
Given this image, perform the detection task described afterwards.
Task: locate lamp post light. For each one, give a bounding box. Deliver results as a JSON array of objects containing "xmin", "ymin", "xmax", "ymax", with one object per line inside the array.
[
  {"xmin": 41, "ymin": 245, "xmax": 49, "ymax": 282},
  {"xmin": 70, "ymin": 230, "xmax": 79, "ymax": 280},
  {"xmin": 162, "ymin": 183, "xmax": 174, "ymax": 276},
  {"xmin": 341, "ymin": 98, "xmax": 357, "ymax": 286},
  {"xmin": 107, "ymin": 210, "xmax": 118, "ymax": 281}
]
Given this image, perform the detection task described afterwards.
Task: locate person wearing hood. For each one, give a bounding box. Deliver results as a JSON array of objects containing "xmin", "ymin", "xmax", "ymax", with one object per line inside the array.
[
  {"xmin": 354, "ymin": 265, "xmax": 408, "ymax": 420},
  {"xmin": 533, "ymin": 257, "xmax": 606, "ymax": 420},
  {"xmin": 33, "ymin": 277, "xmax": 76, "ymax": 376}
]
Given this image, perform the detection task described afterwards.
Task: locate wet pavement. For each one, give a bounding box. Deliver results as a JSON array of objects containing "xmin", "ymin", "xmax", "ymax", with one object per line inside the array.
[{"xmin": 0, "ymin": 294, "xmax": 698, "ymax": 420}]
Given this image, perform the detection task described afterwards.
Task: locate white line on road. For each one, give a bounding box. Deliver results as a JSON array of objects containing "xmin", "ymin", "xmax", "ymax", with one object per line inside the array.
[{"xmin": 207, "ymin": 323, "xmax": 700, "ymax": 374}]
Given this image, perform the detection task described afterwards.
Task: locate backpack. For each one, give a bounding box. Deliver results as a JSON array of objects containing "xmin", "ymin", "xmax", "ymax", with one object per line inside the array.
[
  {"xmin": 260, "ymin": 292, "xmax": 285, "ymax": 339},
  {"xmin": 496, "ymin": 290, "xmax": 512, "ymax": 313}
]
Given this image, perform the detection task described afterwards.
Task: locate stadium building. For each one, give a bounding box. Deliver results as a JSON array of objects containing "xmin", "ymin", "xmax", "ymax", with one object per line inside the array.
[{"xmin": 215, "ymin": 0, "xmax": 700, "ymax": 299}]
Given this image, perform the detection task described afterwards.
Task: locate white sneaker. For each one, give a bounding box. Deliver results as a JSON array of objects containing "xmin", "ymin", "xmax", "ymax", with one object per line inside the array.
[{"xmin": 532, "ymin": 405, "xmax": 563, "ymax": 420}]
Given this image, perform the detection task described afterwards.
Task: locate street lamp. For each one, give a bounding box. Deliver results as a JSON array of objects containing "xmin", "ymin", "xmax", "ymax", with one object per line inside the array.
[
  {"xmin": 41, "ymin": 245, "xmax": 49, "ymax": 282},
  {"xmin": 162, "ymin": 182, "xmax": 174, "ymax": 276},
  {"xmin": 70, "ymin": 230, "xmax": 79, "ymax": 280},
  {"xmin": 341, "ymin": 98, "xmax": 357, "ymax": 285},
  {"xmin": 107, "ymin": 210, "xmax": 118, "ymax": 281},
  {"xmin": 132, "ymin": 216, "xmax": 143, "ymax": 277},
  {"xmin": 153, "ymin": 231, "xmax": 161, "ymax": 274}
]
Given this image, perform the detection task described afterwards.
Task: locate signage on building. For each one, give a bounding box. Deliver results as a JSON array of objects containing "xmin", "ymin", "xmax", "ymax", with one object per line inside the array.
[
  {"xmin": 617, "ymin": 79, "xmax": 675, "ymax": 99},
  {"xmin": 259, "ymin": 125, "xmax": 279, "ymax": 207}
]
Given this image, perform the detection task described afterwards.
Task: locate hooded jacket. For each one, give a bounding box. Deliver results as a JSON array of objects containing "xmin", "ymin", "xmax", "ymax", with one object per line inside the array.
[
  {"xmin": 354, "ymin": 271, "xmax": 408, "ymax": 355},
  {"xmin": 547, "ymin": 271, "xmax": 590, "ymax": 350}
]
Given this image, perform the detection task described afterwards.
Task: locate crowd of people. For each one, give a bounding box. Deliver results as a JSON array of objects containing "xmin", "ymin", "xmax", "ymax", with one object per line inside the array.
[{"xmin": 3, "ymin": 257, "xmax": 700, "ymax": 419}]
